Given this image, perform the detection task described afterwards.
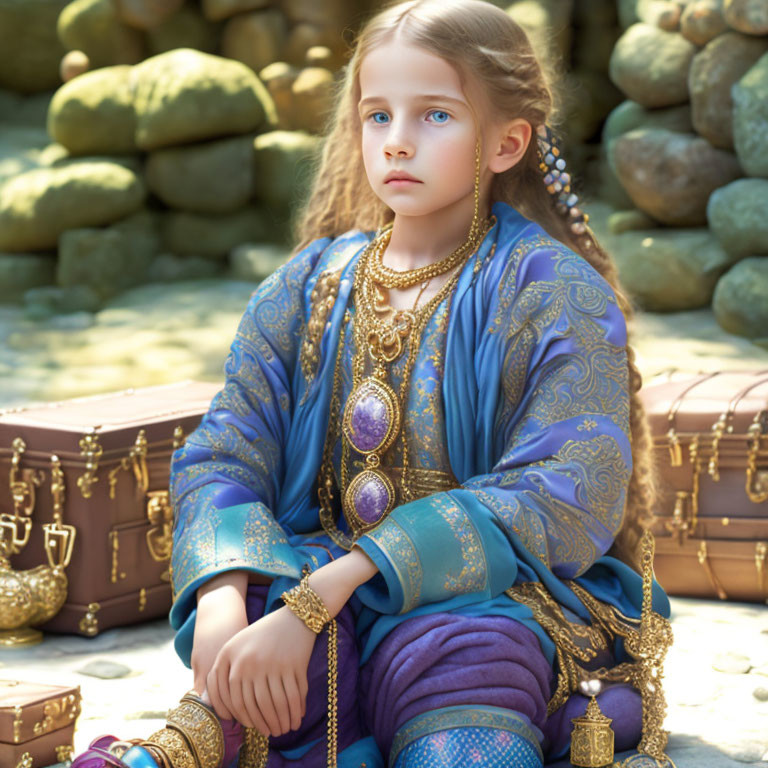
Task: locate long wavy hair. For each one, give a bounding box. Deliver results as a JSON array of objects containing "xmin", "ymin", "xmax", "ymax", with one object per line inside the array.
[{"xmin": 290, "ymin": 0, "xmax": 657, "ymax": 573}]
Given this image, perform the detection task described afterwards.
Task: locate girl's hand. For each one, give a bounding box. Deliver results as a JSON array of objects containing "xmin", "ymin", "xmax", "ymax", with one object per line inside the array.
[
  {"xmin": 206, "ymin": 605, "xmax": 315, "ymax": 737},
  {"xmin": 191, "ymin": 588, "xmax": 249, "ymax": 712}
]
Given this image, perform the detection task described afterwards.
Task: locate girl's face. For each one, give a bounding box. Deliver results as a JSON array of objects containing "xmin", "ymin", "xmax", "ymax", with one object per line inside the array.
[{"xmin": 358, "ymin": 38, "xmax": 487, "ymax": 220}]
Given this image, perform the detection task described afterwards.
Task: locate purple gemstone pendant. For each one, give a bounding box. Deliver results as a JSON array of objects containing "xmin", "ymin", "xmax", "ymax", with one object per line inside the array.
[
  {"xmin": 344, "ymin": 467, "xmax": 396, "ymax": 529},
  {"xmin": 342, "ymin": 376, "xmax": 401, "ymax": 456}
]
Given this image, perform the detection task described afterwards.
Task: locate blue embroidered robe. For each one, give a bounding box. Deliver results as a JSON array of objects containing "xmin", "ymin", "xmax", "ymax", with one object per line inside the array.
[{"xmin": 167, "ymin": 200, "xmax": 670, "ymax": 764}]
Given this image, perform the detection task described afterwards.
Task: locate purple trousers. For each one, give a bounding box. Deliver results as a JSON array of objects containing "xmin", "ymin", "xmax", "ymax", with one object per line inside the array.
[{"xmin": 216, "ymin": 583, "xmax": 642, "ymax": 766}]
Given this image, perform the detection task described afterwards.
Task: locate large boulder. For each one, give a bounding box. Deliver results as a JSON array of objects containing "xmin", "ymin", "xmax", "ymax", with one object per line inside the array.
[
  {"xmin": 47, "ymin": 66, "xmax": 138, "ymax": 155},
  {"xmin": 602, "ymin": 99, "xmax": 693, "ymax": 142},
  {"xmin": 689, "ymin": 32, "xmax": 768, "ymax": 150},
  {"xmin": 113, "ymin": 0, "xmax": 185, "ymax": 29},
  {"xmin": 723, "ymin": 0, "xmax": 768, "ymax": 35},
  {"xmin": 146, "ymin": 133, "xmax": 256, "ymax": 213},
  {"xmin": 0, "ymin": 0, "xmax": 69, "ymax": 93},
  {"xmin": 221, "ymin": 10, "xmax": 287, "ymax": 75},
  {"xmin": 600, "ymin": 100, "xmax": 692, "ymax": 209},
  {"xmin": 253, "ymin": 130, "xmax": 321, "ymax": 211},
  {"xmin": 131, "ymin": 48, "xmax": 277, "ymax": 150},
  {"xmin": 160, "ymin": 208, "xmax": 271, "ymax": 259},
  {"xmin": 0, "ymin": 253, "xmax": 57, "ymax": 304},
  {"xmin": 0, "ymin": 161, "xmax": 146, "ymax": 251},
  {"xmin": 732, "ymin": 52, "xmax": 768, "ymax": 177},
  {"xmin": 609, "ymin": 128, "xmax": 743, "ymax": 225},
  {"xmin": 57, "ymin": 0, "xmax": 145, "ymax": 68},
  {"xmin": 146, "ymin": 4, "xmax": 219, "ymax": 55},
  {"xmin": 707, "ymin": 178, "xmax": 768, "ymax": 256},
  {"xmin": 609, "ymin": 23, "xmax": 696, "ymax": 107},
  {"xmin": 56, "ymin": 226, "xmax": 157, "ymax": 301},
  {"xmin": 610, "ymin": 227, "xmax": 741, "ymax": 311},
  {"xmin": 713, "ymin": 257, "xmax": 768, "ymax": 338}
]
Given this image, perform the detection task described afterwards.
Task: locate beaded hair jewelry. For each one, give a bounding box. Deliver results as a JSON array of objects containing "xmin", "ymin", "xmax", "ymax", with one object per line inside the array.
[{"xmin": 535, "ymin": 123, "xmax": 593, "ymax": 250}]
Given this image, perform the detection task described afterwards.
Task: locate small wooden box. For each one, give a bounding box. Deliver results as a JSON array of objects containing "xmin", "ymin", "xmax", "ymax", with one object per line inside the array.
[{"xmin": 0, "ymin": 679, "xmax": 81, "ymax": 768}]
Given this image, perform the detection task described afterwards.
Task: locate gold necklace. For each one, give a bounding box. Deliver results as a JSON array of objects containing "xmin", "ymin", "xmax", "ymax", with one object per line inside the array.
[
  {"xmin": 317, "ymin": 216, "xmax": 493, "ymax": 549},
  {"xmin": 369, "ymin": 221, "xmax": 485, "ymax": 289}
]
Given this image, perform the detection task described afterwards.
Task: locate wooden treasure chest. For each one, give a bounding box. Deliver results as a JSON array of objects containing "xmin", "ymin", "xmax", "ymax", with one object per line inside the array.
[
  {"xmin": 639, "ymin": 370, "xmax": 768, "ymax": 603},
  {"xmin": 0, "ymin": 679, "xmax": 81, "ymax": 768},
  {"xmin": 0, "ymin": 380, "xmax": 222, "ymax": 641}
]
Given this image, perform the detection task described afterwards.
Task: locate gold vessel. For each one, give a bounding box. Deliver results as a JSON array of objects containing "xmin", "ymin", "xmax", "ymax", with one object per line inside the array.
[{"xmin": 0, "ymin": 440, "xmax": 75, "ymax": 647}]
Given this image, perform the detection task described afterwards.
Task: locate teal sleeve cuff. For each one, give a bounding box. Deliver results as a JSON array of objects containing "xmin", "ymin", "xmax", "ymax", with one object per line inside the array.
[
  {"xmin": 170, "ymin": 501, "xmax": 306, "ymax": 658},
  {"xmin": 352, "ymin": 537, "xmax": 405, "ymax": 614},
  {"xmin": 353, "ymin": 489, "xmax": 517, "ymax": 615}
]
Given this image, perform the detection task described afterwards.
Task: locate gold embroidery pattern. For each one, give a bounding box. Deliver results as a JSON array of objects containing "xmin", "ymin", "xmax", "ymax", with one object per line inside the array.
[
  {"xmin": 489, "ymin": 237, "xmax": 629, "ymax": 439},
  {"xmin": 463, "ymin": 434, "xmax": 629, "ymax": 578},
  {"xmin": 363, "ymin": 518, "xmax": 423, "ymax": 613},
  {"xmin": 434, "ymin": 494, "xmax": 487, "ymax": 595},
  {"xmin": 454, "ymin": 239, "xmax": 632, "ymax": 578},
  {"xmin": 300, "ymin": 269, "xmax": 340, "ymax": 401},
  {"xmin": 169, "ymin": 244, "xmax": 322, "ymax": 602},
  {"xmin": 487, "ymin": 233, "xmax": 555, "ymax": 336},
  {"xmin": 299, "ymin": 235, "xmax": 374, "ymax": 403},
  {"xmin": 170, "ymin": 486, "xmax": 300, "ymax": 599}
]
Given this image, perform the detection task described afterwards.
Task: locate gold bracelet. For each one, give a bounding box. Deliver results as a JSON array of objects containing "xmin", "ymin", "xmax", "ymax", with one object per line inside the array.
[
  {"xmin": 142, "ymin": 728, "xmax": 196, "ymax": 768},
  {"xmin": 280, "ymin": 570, "xmax": 331, "ymax": 634}
]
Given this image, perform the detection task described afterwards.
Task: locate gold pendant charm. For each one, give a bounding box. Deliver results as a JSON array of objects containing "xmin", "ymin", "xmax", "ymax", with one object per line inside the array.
[{"xmin": 570, "ymin": 689, "xmax": 615, "ymax": 768}]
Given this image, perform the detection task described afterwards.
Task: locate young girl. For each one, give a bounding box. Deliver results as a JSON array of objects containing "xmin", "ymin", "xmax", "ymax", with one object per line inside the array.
[{"xmin": 73, "ymin": 1, "xmax": 672, "ymax": 767}]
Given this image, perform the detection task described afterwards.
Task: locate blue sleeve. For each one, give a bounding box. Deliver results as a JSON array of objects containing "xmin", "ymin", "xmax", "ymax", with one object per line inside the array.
[
  {"xmin": 353, "ymin": 243, "xmax": 633, "ymax": 615},
  {"xmin": 168, "ymin": 236, "xmax": 332, "ymax": 659}
]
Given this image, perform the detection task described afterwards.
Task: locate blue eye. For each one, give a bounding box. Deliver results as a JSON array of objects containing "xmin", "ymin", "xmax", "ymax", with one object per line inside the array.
[
  {"xmin": 428, "ymin": 110, "xmax": 450, "ymax": 123},
  {"xmin": 370, "ymin": 111, "xmax": 389, "ymax": 124}
]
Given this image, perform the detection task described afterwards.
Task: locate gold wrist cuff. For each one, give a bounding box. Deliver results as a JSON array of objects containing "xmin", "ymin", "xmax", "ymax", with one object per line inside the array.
[
  {"xmin": 163, "ymin": 693, "xmax": 225, "ymax": 768},
  {"xmin": 280, "ymin": 571, "xmax": 332, "ymax": 634},
  {"xmin": 142, "ymin": 728, "xmax": 196, "ymax": 768}
]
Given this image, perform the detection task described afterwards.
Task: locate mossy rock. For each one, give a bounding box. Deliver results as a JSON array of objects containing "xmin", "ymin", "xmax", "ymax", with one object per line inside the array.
[
  {"xmin": 0, "ymin": 161, "xmax": 146, "ymax": 251},
  {"xmin": 132, "ymin": 48, "xmax": 277, "ymax": 150},
  {"xmin": 47, "ymin": 65, "xmax": 138, "ymax": 155}
]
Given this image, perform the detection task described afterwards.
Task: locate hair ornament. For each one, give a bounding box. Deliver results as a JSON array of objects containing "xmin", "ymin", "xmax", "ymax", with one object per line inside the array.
[{"xmin": 535, "ymin": 123, "xmax": 593, "ymax": 248}]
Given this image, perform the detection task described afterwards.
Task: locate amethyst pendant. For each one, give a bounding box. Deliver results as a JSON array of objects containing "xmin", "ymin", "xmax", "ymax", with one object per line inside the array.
[
  {"xmin": 342, "ymin": 376, "xmax": 401, "ymax": 455},
  {"xmin": 344, "ymin": 468, "xmax": 396, "ymax": 529}
]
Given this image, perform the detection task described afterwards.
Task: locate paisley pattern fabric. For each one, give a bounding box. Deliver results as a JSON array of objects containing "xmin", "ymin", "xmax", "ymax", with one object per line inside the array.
[{"xmin": 167, "ymin": 200, "xmax": 671, "ymax": 766}]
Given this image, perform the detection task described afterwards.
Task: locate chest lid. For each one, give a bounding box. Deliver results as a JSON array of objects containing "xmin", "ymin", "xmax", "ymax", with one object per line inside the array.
[
  {"xmin": 0, "ymin": 379, "xmax": 222, "ymax": 460},
  {"xmin": 0, "ymin": 679, "xmax": 81, "ymax": 745}
]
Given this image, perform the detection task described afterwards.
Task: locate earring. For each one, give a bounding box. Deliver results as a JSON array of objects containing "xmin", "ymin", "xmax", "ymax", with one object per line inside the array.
[
  {"xmin": 469, "ymin": 136, "xmax": 483, "ymax": 242},
  {"xmin": 535, "ymin": 123, "xmax": 593, "ymax": 248}
]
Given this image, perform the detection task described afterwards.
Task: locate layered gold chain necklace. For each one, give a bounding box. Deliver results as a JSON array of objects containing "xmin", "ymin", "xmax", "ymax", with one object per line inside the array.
[{"xmin": 317, "ymin": 214, "xmax": 495, "ymax": 549}]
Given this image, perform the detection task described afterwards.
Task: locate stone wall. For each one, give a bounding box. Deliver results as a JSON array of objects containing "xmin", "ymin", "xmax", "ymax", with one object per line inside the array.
[
  {"xmin": 602, "ymin": 0, "xmax": 768, "ymax": 340},
  {"xmin": 0, "ymin": 0, "xmax": 653, "ymax": 320}
]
